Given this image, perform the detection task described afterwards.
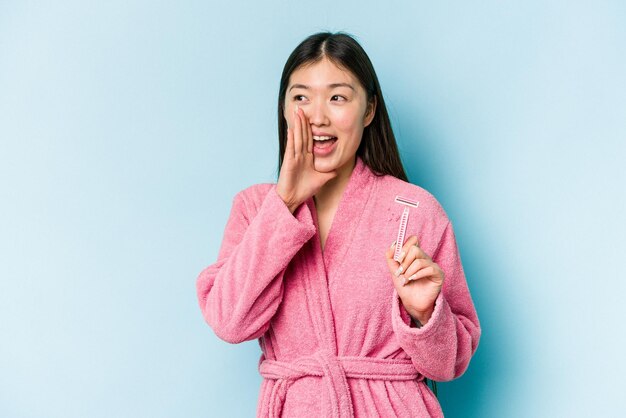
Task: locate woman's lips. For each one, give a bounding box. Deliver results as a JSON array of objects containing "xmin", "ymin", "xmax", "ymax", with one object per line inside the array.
[
  {"xmin": 312, "ymin": 132, "xmax": 335, "ymax": 138},
  {"xmin": 313, "ymin": 137, "xmax": 338, "ymax": 156}
]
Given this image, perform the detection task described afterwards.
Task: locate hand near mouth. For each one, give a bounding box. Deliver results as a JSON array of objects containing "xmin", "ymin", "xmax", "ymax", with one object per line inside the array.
[{"xmin": 276, "ymin": 106, "xmax": 338, "ymax": 213}]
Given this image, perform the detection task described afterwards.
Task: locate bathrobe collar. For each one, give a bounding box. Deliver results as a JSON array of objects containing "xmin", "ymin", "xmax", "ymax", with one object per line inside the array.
[
  {"xmin": 305, "ymin": 156, "xmax": 376, "ymax": 273},
  {"xmin": 294, "ymin": 156, "xmax": 376, "ymax": 354}
]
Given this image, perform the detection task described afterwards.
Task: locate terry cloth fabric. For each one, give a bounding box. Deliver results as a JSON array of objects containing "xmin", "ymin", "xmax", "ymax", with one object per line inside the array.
[{"xmin": 197, "ymin": 156, "xmax": 481, "ymax": 417}]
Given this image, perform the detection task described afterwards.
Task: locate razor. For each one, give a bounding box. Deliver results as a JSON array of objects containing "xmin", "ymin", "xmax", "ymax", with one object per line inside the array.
[{"xmin": 393, "ymin": 196, "xmax": 419, "ymax": 262}]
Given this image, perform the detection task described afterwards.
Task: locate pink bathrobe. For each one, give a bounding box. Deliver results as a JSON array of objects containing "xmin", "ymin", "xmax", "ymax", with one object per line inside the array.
[{"xmin": 196, "ymin": 157, "xmax": 481, "ymax": 417}]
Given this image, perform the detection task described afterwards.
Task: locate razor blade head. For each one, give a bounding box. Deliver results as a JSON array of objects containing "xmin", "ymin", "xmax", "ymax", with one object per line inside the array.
[{"xmin": 394, "ymin": 195, "xmax": 419, "ymax": 208}]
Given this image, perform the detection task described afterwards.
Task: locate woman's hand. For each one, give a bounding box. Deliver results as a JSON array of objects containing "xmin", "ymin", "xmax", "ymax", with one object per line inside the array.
[
  {"xmin": 385, "ymin": 235, "xmax": 444, "ymax": 326},
  {"xmin": 276, "ymin": 106, "xmax": 338, "ymax": 213}
]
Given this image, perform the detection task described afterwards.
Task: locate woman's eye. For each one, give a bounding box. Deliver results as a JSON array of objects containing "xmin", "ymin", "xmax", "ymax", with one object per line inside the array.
[
  {"xmin": 293, "ymin": 95, "xmax": 306, "ymax": 101},
  {"xmin": 331, "ymin": 95, "xmax": 347, "ymax": 102}
]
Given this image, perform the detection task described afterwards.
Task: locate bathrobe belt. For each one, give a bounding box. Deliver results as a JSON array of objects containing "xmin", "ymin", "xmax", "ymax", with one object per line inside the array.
[{"xmin": 259, "ymin": 349, "xmax": 422, "ymax": 417}]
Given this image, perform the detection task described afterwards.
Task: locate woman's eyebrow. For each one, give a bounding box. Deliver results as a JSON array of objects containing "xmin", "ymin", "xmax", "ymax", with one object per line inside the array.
[
  {"xmin": 328, "ymin": 83, "xmax": 355, "ymax": 91},
  {"xmin": 288, "ymin": 83, "xmax": 355, "ymax": 92}
]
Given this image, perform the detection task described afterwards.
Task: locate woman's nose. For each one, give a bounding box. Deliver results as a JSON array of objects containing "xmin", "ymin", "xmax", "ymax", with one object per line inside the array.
[{"xmin": 306, "ymin": 101, "xmax": 329, "ymax": 126}]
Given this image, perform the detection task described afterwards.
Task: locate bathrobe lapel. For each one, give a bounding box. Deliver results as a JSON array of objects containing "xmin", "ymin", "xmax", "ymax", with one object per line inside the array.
[
  {"xmin": 320, "ymin": 157, "xmax": 375, "ymax": 274},
  {"xmin": 298, "ymin": 157, "xmax": 376, "ymax": 354}
]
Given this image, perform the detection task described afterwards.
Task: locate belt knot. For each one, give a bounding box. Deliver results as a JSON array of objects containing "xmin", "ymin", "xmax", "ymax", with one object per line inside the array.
[{"xmin": 259, "ymin": 350, "xmax": 421, "ymax": 418}]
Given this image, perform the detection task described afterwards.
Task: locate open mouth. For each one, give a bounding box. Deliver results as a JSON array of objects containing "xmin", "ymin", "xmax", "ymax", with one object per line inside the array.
[{"xmin": 313, "ymin": 135, "xmax": 338, "ymax": 149}]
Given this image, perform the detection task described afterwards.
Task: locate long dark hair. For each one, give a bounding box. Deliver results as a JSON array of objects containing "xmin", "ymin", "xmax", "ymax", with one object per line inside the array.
[{"xmin": 277, "ymin": 32, "xmax": 408, "ymax": 182}]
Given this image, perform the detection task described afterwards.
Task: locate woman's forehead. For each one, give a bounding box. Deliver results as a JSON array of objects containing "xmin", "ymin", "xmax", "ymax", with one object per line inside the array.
[{"xmin": 289, "ymin": 58, "xmax": 361, "ymax": 90}]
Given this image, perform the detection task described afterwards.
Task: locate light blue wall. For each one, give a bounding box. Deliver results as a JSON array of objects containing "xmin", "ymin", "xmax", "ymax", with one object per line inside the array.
[{"xmin": 1, "ymin": 1, "xmax": 624, "ymax": 417}]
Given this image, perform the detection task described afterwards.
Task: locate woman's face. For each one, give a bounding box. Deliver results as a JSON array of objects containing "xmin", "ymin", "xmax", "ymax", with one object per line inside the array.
[{"xmin": 284, "ymin": 57, "xmax": 375, "ymax": 177}]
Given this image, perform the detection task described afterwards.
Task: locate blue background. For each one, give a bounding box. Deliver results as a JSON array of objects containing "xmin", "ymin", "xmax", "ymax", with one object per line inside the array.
[{"xmin": 1, "ymin": 1, "xmax": 624, "ymax": 417}]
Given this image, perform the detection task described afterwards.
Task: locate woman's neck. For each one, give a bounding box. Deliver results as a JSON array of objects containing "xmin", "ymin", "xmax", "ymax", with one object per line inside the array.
[{"xmin": 313, "ymin": 157, "xmax": 356, "ymax": 211}]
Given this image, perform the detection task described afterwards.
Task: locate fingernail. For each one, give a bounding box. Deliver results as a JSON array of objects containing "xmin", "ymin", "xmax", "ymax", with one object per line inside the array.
[
  {"xmin": 295, "ymin": 105, "xmax": 299, "ymax": 115},
  {"xmin": 407, "ymin": 274, "xmax": 417, "ymax": 282},
  {"xmin": 399, "ymin": 251, "xmax": 406, "ymax": 261},
  {"xmin": 394, "ymin": 265, "xmax": 403, "ymax": 277},
  {"xmin": 390, "ymin": 241, "xmax": 396, "ymax": 249}
]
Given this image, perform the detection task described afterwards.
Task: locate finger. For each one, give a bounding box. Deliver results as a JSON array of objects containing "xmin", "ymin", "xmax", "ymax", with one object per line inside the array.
[
  {"xmin": 390, "ymin": 271, "xmax": 406, "ymax": 291},
  {"xmin": 399, "ymin": 244, "xmax": 430, "ymax": 278},
  {"xmin": 303, "ymin": 111, "xmax": 313, "ymax": 154},
  {"xmin": 293, "ymin": 106, "xmax": 302, "ymax": 157},
  {"xmin": 399, "ymin": 237, "xmax": 429, "ymax": 265},
  {"xmin": 397, "ymin": 236, "xmax": 418, "ymax": 262},
  {"xmin": 409, "ymin": 243, "xmax": 429, "ymax": 261},
  {"xmin": 392, "ymin": 234, "xmax": 417, "ymax": 264},
  {"xmin": 403, "ymin": 258, "xmax": 429, "ymax": 278},
  {"xmin": 402, "ymin": 235, "xmax": 419, "ymax": 252},
  {"xmin": 285, "ymin": 125, "xmax": 295, "ymax": 160},
  {"xmin": 393, "ymin": 236, "xmax": 419, "ymax": 276},
  {"xmin": 298, "ymin": 107, "xmax": 307, "ymax": 155},
  {"xmin": 302, "ymin": 111, "xmax": 313, "ymax": 154},
  {"xmin": 403, "ymin": 265, "xmax": 438, "ymax": 285}
]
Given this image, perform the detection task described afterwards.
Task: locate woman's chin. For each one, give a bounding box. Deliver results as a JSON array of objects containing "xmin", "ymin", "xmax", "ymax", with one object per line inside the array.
[{"xmin": 313, "ymin": 160, "xmax": 335, "ymax": 173}]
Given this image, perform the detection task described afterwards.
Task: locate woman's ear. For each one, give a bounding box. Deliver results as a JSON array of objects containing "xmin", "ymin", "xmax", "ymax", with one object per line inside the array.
[{"xmin": 364, "ymin": 96, "xmax": 377, "ymax": 127}]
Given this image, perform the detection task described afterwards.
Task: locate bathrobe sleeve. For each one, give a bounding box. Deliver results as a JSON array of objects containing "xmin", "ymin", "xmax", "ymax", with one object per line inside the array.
[
  {"xmin": 196, "ymin": 186, "xmax": 316, "ymax": 344},
  {"xmin": 391, "ymin": 221, "xmax": 481, "ymax": 381}
]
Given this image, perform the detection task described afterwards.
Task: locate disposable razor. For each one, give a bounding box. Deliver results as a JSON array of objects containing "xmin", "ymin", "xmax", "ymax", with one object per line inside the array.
[{"xmin": 393, "ymin": 196, "xmax": 419, "ymax": 262}]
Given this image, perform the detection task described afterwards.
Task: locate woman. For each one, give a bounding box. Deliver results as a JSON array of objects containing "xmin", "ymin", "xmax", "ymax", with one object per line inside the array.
[{"xmin": 197, "ymin": 32, "xmax": 481, "ymax": 417}]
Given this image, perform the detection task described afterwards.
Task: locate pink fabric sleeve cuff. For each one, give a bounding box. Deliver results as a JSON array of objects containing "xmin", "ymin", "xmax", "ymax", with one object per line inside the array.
[
  {"xmin": 260, "ymin": 186, "xmax": 317, "ymax": 245},
  {"xmin": 391, "ymin": 290, "xmax": 450, "ymax": 341}
]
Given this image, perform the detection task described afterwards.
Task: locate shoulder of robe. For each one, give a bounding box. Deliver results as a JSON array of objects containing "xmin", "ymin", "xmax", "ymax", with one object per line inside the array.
[
  {"xmin": 232, "ymin": 183, "xmax": 276, "ymax": 217},
  {"xmin": 374, "ymin": 174, "xmax": 450, "ymax": 225}
]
